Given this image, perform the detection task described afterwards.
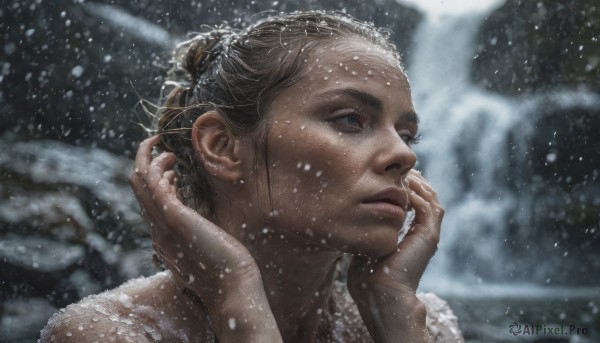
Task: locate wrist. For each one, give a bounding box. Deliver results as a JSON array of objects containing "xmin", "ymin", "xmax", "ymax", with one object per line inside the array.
[
  {"xmin": 209, "ymin": 274, "xmax": 282, "ymax": 343},
  {"xmin": 186, "ymin": 259, "xmax": 263, "ymax": 316},
  {"xmin": 352, "ymin": 288, "xmax": 429, "ymax": 343}
]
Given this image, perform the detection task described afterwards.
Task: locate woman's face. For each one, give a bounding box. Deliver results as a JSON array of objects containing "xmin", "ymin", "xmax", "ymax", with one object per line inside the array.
[{"xmin": 246, "ymin": 37, "xmax": 418, "ymax": 257}]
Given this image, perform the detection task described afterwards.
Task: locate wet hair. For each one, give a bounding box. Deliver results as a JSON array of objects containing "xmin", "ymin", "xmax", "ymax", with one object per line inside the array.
[{"xmin": 153, "ymin": 11, "xmax": 403, "ymax": 214}]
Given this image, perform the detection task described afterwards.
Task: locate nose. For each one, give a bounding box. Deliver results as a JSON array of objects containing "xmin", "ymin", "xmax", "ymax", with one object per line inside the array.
[{"xmin": 373, "ymin": 129, "xmax": 417, "ymax": 178}]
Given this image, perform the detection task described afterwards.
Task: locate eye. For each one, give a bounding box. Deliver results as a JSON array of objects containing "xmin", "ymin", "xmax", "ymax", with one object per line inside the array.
[
  {"xmin": 336, "ymin": 114, "xmax": 362, "ymax": 128},
  {"xmin": 329, "ymin": 109, "xmax": 365, "ymax": 132},
  {"xmin": 399, "ymin": 131, "xmax": 421, "ymax": 147}
]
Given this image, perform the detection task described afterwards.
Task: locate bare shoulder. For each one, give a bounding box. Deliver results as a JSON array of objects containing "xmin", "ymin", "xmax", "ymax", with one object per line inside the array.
[
  {"xmin": 40, "ymin": 271, "xmax": 215, "ymax": 343},
  {"xmin": 39, "ymin": 295, "xmax": 154, "ymax": 342}
]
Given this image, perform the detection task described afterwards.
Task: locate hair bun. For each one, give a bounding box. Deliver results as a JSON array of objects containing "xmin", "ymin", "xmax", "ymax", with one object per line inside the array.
[{"xmin": 176, "ymin": 27, "xmax": 233, "ymax": 84}]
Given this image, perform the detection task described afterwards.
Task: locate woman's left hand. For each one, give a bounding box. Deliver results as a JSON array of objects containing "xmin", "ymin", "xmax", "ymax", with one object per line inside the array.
[{"xmin": 347, "ymin": 170, "xmax": 444, "ymax": 343}]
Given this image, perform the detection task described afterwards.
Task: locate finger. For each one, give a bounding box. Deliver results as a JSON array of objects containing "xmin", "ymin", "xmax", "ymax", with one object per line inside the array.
[
  {"xmin": 396, "ymin": 223, "xmax": 438, "ymax": 289},
  {"xmin": 408, "ymin": 188, "xmax": 443, "ymax": 229},
  {"xmin": 130, "ymin": 136, "xmax": 161, "ymax": 196},
  {"xmin": 408, "ymin": 180, "xmax": 436, "ymax": 204},
  {"xmin": 163, "ymin": 170, "xmax": 178, "ymax": 194},
  {"xmin": 150, "ymin": 151, "xmax": 177, "ymax": 172},
  {"xmin": 147, "ymin": 152, "xmax": 176, "ymax": 191},
  {"xmin": 402, "ymin": 195, "xmax": 440, "ymax": 253},
  {"xmin": 157, "ymin": 175, "xmax": 180, "ymax": 210},
  {"xmin": 408, "ymin": 189, "xmax": 431, "ymax": 226},
  {"xmin": 164, "ymin": 170, "xmax": 176, "ymax": 184},
  {"xmin": 407, "ymin": 169, "xmax": 434, "ymax": 190},
  {"xmin": 134, "ymin": 135, "xmax": 161, "ymax": 173},
  {"xmin": 406, "ymin": 173, "xmax": 439, "ymax": 203}
]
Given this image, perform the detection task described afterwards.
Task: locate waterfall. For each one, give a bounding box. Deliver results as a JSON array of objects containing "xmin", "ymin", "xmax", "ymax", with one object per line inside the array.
[
  {"xmin": 397, "ymin": 0, "xmax": 513, "ymax": 293},
  {"xmin": 397, "ymin": 0, "xmax": 600, "ymax": 295}
]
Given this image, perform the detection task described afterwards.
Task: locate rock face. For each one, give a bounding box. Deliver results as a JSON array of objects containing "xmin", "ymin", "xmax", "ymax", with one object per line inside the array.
[
  {"xmin": 0, "ymin": 297, "xmax": 58, "ymax": 342},
  {"xmin": 0, "ymin": 140, "xmax": 158, "ymax": 341},
  {"xmin": 470, "ymin": 0, "xmax": 600, "ymax": 284},
  {"xmin": 506, "ymin": 92, "xmax": 600, "ymax": 284},
  {"xmin": 0, "ymin": 0, "xmax": 420, "ymax": 156},
  {"xmin": 473, "ymin": 0, "xmax": 600, "ymax": 95}
]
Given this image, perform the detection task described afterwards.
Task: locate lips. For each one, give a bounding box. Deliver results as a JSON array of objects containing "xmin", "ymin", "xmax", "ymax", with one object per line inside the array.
[
  {"xmin": 360, "ymin": 187, "xmax": 409, "ymax": 222},
  {"xmin": 362, "ymin": 187, "xmax": 408, "ymax": 210}
]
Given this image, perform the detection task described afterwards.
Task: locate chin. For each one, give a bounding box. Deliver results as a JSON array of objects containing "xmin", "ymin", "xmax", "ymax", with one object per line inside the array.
[
  {"xmin": 350, "ymin": 244, "xmax": 397, "ymax": 258},
  {"xmin": 338, "ymin": 227, "xmax": 401, "ymax": 258}
]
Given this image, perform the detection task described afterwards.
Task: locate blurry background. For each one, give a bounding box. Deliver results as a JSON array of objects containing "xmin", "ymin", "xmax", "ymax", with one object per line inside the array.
[{"xmin": 0, "ymin": 0, "xmax": 598, "ymax": 341}]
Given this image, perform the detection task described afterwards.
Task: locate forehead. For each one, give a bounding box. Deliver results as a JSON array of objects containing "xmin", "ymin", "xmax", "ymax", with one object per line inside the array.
[
  {"xmin": 305, "ymin": 37, "xmax": 408, "ymax": 92},
  {"xmin": 312, "ymin": 36, "xmax": 405, "ymax": 74},
  {"xmin": 270, "ymin": 37, "xmax": 412, "ymax": 111}
]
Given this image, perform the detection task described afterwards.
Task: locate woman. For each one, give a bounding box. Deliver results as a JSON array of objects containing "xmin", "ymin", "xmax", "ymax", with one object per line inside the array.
[{"xmin": 41, "ymin": 11, "xmax": 462, "ymax": 342}]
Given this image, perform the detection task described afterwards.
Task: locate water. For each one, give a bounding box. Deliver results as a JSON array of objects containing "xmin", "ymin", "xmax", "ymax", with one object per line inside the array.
[
  {"xmin": 2, "ymin": 1, "xmax": 598, "ymax": 341},
  {"xmin": 398, "ymin": 1, "xmax": 600, "ymax": 341},
  {"xmin": 406, "ymin": 0, "xmax": 516, "ymax": 291}
]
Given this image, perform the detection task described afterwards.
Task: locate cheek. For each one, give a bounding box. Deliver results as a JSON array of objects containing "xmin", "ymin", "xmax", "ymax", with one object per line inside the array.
[
  {"xmin": 262, "ymin": 113, "xmax": 379, "ymax": 221},
  {"xmin": 268, "ymin": 127, "xmax": 347, "ymax": 187},
  {"xmin": 265, "ymin": 133, "xmax": 360, "ymax": 221},
  {"xmin": 268, "ymin": 149, "xmax": 330, "ymax": 204}
]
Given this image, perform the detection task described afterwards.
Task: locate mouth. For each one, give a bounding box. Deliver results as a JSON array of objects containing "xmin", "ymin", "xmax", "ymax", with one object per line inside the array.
[
  {"xmin": 368, "ymin": 197, "xmax": 401, "ymax": 207},
  {"xmin": 362, "ymin": 187, "xmax": 408, "ymax": 208},
  {"xmin": 361, "ymin": 187, "xmax": 408, "ymax": 221}
]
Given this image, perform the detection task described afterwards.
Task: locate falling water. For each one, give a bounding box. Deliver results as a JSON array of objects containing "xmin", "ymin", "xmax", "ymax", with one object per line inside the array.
[
  {"xmin": 400, "ymin": 0, "xmax": 515, "ymax": 294},
  {"xmin": 2, "ymin": 1, "xmax": 598, "ymax": 341},
  {"xmin": 399, "ymin": 2, "xmax": 600, "ymax": 341},
  {"xmin": 399, "ymin": 0, "xmax": 600, "ymax": 296},
  {"xmin": 398, "ymin": 1, "xmax": 515, "ymax": 293}
]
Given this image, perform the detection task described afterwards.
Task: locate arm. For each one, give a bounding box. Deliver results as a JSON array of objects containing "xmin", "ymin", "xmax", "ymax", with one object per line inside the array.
[
  {"xmin": 129, "ymin": 136, "xmax": 282, "ymax": 343},
  {"xmin": 347, "ymin": 170, "xmax": 443, "ymax": 343}
]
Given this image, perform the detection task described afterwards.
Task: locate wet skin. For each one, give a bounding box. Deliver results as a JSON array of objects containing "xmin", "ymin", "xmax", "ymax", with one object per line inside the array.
[
  {"xmin": 246, "ymin": 37, "xmax": 420, "ymax": 257},
  {"xmin": 41, "ymin": 37, "xmax": 443, "ymax": 343}
]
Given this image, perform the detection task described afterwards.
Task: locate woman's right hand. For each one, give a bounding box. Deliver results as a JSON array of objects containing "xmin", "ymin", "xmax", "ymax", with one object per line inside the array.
[
  {"xmin": 129, "ymin": 136, "xmax": 282, "ymax": 343},
  {"xmin": 347, "ymin": 170, "xmax": 443, "ymax": 342}
]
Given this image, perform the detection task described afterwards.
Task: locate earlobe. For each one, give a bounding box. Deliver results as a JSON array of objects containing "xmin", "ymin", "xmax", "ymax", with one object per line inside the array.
[{"xmin": 191, "ymin": 111, "xmax": 243, "ymax": 181}]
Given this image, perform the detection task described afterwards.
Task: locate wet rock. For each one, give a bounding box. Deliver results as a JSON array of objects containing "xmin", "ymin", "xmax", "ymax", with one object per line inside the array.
[
  {"xmin": 0, "ymin": 139, "xmax": 157, "ymax": 308},
  {"xmin": 0, "ymin": 139, "xmax": 143, "ymax": 236},
  {"xmin": 505, "ymin": 91, "xmax": 600, "ymax": 285},
  {"xmin": 0, "ymin": 0, "xmax": 419, "ymax": 154},
  {"xmin": 0, "ymin": 192, "xmax": 95, "ymax": 238},
  {"xmin": 0, "ymin": 1, "xmax": 164, "ymax": 153},
  {"xmin": 472, "ymin": 0, "xmax": 600, "ymax": 95},
  {"xmin": 0, "ymin": 297, "xmax": 57, "ymax": 342},
  {"xmin": 68, "ymin": 269, "xmax": 102, "ymax": 299},
  {"xmin": 0, "ymin": 235, "xmax": 84, "ymax": 273},
  {"xmin": 118, "ymin": 250, "xmax": 157, "ymax": 281}
]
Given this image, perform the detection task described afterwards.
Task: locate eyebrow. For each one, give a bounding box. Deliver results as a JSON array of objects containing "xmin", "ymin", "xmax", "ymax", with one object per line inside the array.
[
  {"xmin": 322, "ymin": 88, "xmax": 383, "ymax": 111},
  {"xmin": 400, "ymin": 110, "xmax": 420, "ymax": 124},
  {"xmin": 319, "ymin": 88, "xmax": 420, "ymax": 124}
]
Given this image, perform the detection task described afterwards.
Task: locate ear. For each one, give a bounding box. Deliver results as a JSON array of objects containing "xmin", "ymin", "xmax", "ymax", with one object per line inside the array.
[{"xmin": 191, "ymin": 111, "xmax": 243, "ymax": 182}]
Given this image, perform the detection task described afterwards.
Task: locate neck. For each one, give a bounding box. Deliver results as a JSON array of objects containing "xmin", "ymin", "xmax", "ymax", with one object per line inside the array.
[
  {"xmin": 214, "ymin": 210, "xmax": 342, "ymax": 341},
  {"xmin": 250, "ymin": 232, "xmax": 342, "ymax": 340}
]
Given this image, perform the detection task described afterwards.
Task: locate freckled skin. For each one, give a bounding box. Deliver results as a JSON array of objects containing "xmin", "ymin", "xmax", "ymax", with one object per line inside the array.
[
  {"xmin": 40, "ymin": 272, "xmax": 214, "ymax": 343},
  {"xmin": 238, "ymin": 37, "xmax": 417, "ymax": 257},
  {"xmin": 41, "ymin": 38, "xmax": 443, "ymax": 343}
]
